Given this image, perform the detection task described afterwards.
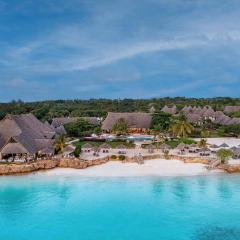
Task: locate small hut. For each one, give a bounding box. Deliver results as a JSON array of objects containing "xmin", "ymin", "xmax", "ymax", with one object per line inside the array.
[
  {"xmin": 99, "ymin": 143, "xmax": 111, "ymax": 153},
  {"xmin": 116, "ymin": 144, "xmax": 127, "ymax": 149},
  {"xmin": 189, "ymin": 143, "xmax": 198, "ymax": 153},
  {"xmin": 159, "ymin": 143, "xmax": 171, "ymax": 151},
  {"xmin": 176, "ymin": 143, "xmax": 186, "ymax": 150},
  {"xmin": 81, "ymin": 143, "xmax": 93, "ymax": 153},
  {"xmin": 63, "ymin": 145, "xmax": 76, "ymax": 158},
  {"xmin": 199, "ymin": 147, "xmax": 211, "ymax": 156},
  {"xmin": 233, "ymin": 148, "xmax": 240, "ymax": 159},
  {"xmin": 147, "ymin": 144, "xmax": 156, "ymax": 153},
  {"xmin": 116, "ymin": 144, "xmax": 127, "ymax": 154},
  {"xmin": 210, "ymin": 144, "xmax": 219, "ymax": 149},
  {"xmin": 176, "ymin": 143, "xmax": 186, "ymax": 154}
]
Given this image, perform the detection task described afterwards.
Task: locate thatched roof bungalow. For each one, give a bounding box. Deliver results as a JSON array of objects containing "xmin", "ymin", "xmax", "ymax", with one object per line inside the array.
[
  {"xmin": 161, "ymin": 105, "xmax": 177, "ymax": 115},
  {"xmin": 0, "ymin": 114, "xmax": 55, "ymax": 159},
  {"xmin": 224, "ymin": 106, "xmax": 240, "ymax": 113},
  {"xmin": 102, "ymin": 112, "xmax": 152, "ymax": 132},
  {"xmin": 99, "ymin": 143, "xmax": 111, "ymax": 149}
]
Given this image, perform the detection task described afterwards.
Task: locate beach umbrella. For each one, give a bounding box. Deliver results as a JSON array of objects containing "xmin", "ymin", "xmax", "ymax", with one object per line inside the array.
[
  {"xmin": 99, "ymin": 143, "xmax": 111, "ymax": 149},
  {"xmin": 176, "ymin": 143, "xmax": 186, "ymax": 151},
  {"xmin": 159, "ymin": 143, "xmax": 170, "ymax": 150},
  {"xmin": 210, "ymin": 144, "xmax": 219, "ymax": 149},
  {"xmin": 116, "ymin": 144, "xmax": 127, "ymax": 149},
  {"xmin": 219, "ymin": 143, "xmax": 229, "ymax": 148}
]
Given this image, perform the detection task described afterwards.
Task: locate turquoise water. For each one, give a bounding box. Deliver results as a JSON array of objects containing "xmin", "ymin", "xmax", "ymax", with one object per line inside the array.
[{"xmin": 0, "ymin": 174, "xmax": 240, "ymax": 240}]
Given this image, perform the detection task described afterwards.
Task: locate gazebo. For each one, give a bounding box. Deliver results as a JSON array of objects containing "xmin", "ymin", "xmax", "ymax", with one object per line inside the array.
[
  {"xmin": 176, "ymin": 143, "xmax": 186, "ymax": 154},
  {"xmin": 81, "ymin": 143, "xmax": 93, "ymax": 152},
  {"xmin": 159, "ymin": 143, "xmax": 170, "ymax": 151},
  {"xmin": 63, "ymin": 145, "xmax": 76, "ymax": 157},
  {"xmin": 99, "ymin": 143, "xmax": 111, "ymax": 153},
  {"xmin": 219, "ymin": 143, "xmax": 229, "ymax": 148},
  {"xmin": 146, "ymin": 144, "xmax": 156, "ymax": 153}
]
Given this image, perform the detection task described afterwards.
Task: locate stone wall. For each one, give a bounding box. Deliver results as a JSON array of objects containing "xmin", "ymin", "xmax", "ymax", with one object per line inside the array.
[
  {"xmin": 0, "ymin": 160, "xmax": 59, "ymax": 175},
  {"xmin": 0, "ymin": 157, "xmax": 110, "ymax": 175},
  {"xmin": 0, "ymin": 154, "xmax": 210, "ymax": 176},
  {"xmin": 122, "ymin": 154, "xmax": 210, "ymax": 164},
  {"xmin": 221, "ymin": 164, "xmax": 240, "ymax": 173}
]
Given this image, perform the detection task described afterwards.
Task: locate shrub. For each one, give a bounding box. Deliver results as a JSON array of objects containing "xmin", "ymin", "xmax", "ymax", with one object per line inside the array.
[
  {"xmin": 73, "ymin": 146, "xmax": 81, "ymax": 158},
  {"xmin": 217, "ymin": 149, "xmax": 233, "ymax": 164},
  {"xmin": 111, "ymin": 155, "xmax": 117, "ymax": 160},
  {"xmin": 119, "ymin": 155, "xmax": 126, "ymax": 161}
]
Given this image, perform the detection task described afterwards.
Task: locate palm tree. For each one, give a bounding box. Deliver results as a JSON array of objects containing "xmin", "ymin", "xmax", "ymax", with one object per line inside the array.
[
  {"xmin": 198, "ymin": 138, "xmax": 207, "ymax": 149},
  {"xmin": 169, "ymin": 118, "xmax": 194, "ymax": 138},
  {"xmin": 111, "ymin": 118, "xmax": 128, "ymax": 135},
  {"xmin": 55, "ymin": 135, "xmax": 66, "ymax": 153},
  {"xmin": 217, "ymin": 149, "xmax": 233, "ymax": 164}
]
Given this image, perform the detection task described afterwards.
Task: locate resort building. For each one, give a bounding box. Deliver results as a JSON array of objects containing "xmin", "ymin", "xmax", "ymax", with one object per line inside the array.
[
  {"xmin": 102, "ymin": 112, "xmax": 152, "ymax": 133},
  {"xmin": 161, "ymin": 105, "xmax": 177, "ymax": 115},
  {"xmin": 224, "ymin": 106, "xmax": 240, "ymax": 113},
  {"xmin": 180, "ymin": 106, "xmax": 240, "ymax": 126},
  {"xmin": 0, "ymin": 114, "xmax": 56, "ymax": 160}
]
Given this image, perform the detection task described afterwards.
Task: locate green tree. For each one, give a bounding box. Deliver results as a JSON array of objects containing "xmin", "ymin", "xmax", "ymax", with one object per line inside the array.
[
  {"xmin": 65, "ymin": 119, "xmax": 96, "ymax": 137},
  {"xmin": 54, "ymin": 135, "xmax": 66, "ymax": 153},
  {"xmin": 111, "ymin": 118, "xmax": 128, "ymax": 135},
  {"xmin": 217, "ymin": 149, "xmax": 233, "ymax": 164},
  {"xmin": 198, "ymin": 138, "xmax": 207, "ymax": 149},
  {"xmin": 169, "ymin": 115, "xmax": 194, "ymax": 138},
  {"xmin": 151, "ymin": 111, "xmax": 172, "ymax": 132},
  {"xmin": 74, "ymin": 146, "xmax": 81, "ymax": 158}
]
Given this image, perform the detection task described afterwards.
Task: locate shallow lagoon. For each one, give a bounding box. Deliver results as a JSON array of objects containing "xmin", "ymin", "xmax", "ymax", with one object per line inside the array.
[{"xmin": 0, "ymin": 174, "xmax": 240, "ymax": 240}]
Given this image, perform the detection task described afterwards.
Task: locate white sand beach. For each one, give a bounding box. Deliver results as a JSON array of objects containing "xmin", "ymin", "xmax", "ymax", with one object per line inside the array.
[{"xmin": 40, "ymin": 159, "xmax": 223, "ymax": 177}]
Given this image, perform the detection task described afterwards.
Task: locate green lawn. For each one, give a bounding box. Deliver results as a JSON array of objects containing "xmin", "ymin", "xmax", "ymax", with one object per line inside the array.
[{"xmin": 74, "ymin": 140, "xmax": 135, "ymax": 149}]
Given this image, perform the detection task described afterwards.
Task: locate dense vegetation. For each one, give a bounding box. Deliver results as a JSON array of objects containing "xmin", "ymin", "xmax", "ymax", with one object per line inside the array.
[{"xmin": 1, "ymin": 97, "xmax": 240, "ymax": 121}]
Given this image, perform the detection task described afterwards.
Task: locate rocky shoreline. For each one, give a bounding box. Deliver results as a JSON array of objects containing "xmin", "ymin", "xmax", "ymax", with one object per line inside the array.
[
  {"xmin": 0, "ymin": 154, "xmax": 230, "ymax": 176},
  {"xmin": 0, "ymin": 157, "xmax": 109, "ymax": 175}
]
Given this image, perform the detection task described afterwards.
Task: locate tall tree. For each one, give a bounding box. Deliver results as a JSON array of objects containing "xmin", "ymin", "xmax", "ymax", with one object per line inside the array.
[
  {"xmin": 111, "ymin": 118, "xmax": 128, "ymax": 135},
  {"xmin": 169, "ymin": 115, "xmax": 194, "ymax": 138},
  {"xmin": 217, "ymin": 149, "xmax": 233, "ymax": 164},
  {"xmin": 54, "ymin": 135, "xmax": 66, "ymax": 153}
]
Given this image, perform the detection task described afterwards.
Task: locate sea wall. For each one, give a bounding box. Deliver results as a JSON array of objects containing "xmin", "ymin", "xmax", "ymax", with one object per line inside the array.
[
  {"xmin": 122, "ymin": 154, "xmax": 210, "ymax": 164},
  {"xmin": 0, "ymin": 154, "xmax": 210, "ymax": 176},
  {"xmin": 0, "ymin": 160, "xmax": 59, "ymax": 175},
  {"xmin": 221, "ymin": 164, "xmax": 240, "ymax": 173},
  {"xmin": 0, "ymin": 157, "xmax": 110, "ymax": 175}
]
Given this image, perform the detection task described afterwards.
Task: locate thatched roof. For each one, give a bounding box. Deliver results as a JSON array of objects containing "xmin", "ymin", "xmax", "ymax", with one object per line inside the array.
[
  {"xmin": 224, "ymin": 106, "xmax": 240, "ymax": 112},
  {"xmin": 189, "ymin": 143, "xmax": 197, "ymax": 148},
  {"xmin": 63, "ymin": 144, "xmax": 76, "ymax": 153},
  {"xmin": 99, "ymin": 143, "xmax": 111, "ymax": 149},
  {"xmin": 176, "ymin": 143, "xmax": 186, "ymax": 150},
  {"xmin": 81, "ymin": 143, "xmax": 93, "ymax": 149},
  {"xmin": 0, "ymin": 114, "xmax": 55, "ymax": 155},
  {"xmin": 116, "ymin": 144, "xmax": 127, "ymax": 149},
  {"xmin": 1, "ymin": 142, "xmax": 28, "ymax": 154},
  {"xmin": 102, "ymin": 112, "xmax": 152, "ymax": 131},
  {"xmin": 186, "ymin": 113, "xmax": 202, "ymax": 123},
  {"xmin": 161, "ymin": 105, "xmax": 177, "ymax": 115},
  {"xmin": 233, "ymin": 148, "xmax": 240, "ymax": 155},
  {"xmin": 219, "ymin": 143, "xmax": 229, "ymax": 148},
  {"xmin": 210, "ymin": 144, "xmax": 219, "ymax": 148},
  {"xmin": 55, "ymin": 125, "xmax": 67, "ymax": 135},
  {"xmin": 146, "ymin": 144, "xmax": 156, "ymax": 149},
  {"xmin": 159, "ymin": 143, "xmax": 170, "ymax": 150}
]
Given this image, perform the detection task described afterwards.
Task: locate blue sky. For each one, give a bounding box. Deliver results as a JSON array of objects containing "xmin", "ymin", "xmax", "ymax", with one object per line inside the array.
[{"xmin": 1, "ymin": 0, "xmax": 240, "ymax": 101}]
